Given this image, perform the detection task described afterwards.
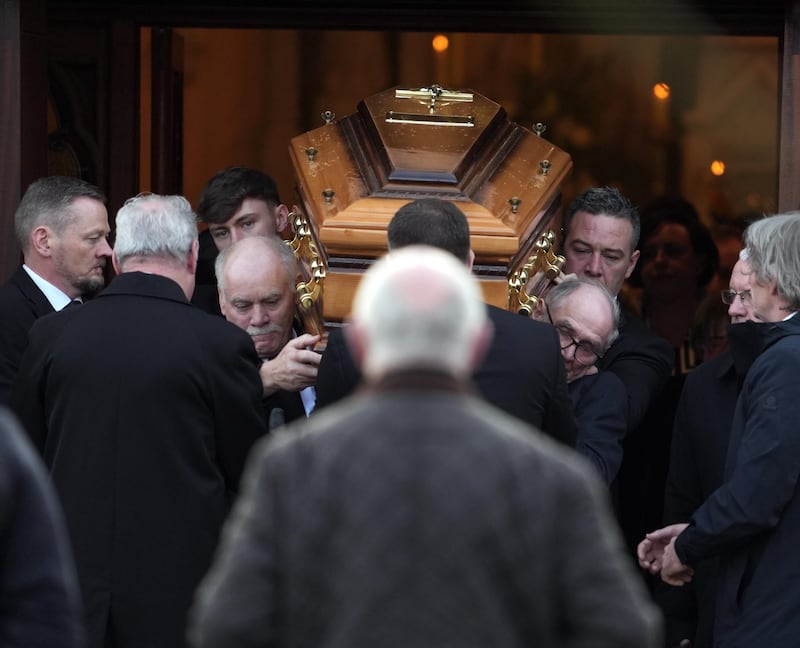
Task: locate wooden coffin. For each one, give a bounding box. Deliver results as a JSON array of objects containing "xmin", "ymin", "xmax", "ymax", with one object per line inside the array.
[{"xmin": 287, "ymin": 85, "xmax": 572, "ymax": 327}]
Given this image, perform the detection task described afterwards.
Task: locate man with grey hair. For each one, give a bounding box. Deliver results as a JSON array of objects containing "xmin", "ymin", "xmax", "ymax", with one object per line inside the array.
[
  {"xmin": 533, "ymin": 278, "xmax": 628, "ymax": 484},
  {"xmin": 12, "ymin": 193, "xmax": 267, "ymax": 648},
  {"xmin": 215, "ymin": 236, "xmax": 320, "ymax": 428},
  {"xmin": 639, "ymin": 212, "xmax": 800, "ymax": 647},
  {"xmin": 188, "ymin": 245, "xmax": 660, "ymax": 648},
  {"xmin": 0, "ymin": 175, "xmax": 111, "ymax": 403}
]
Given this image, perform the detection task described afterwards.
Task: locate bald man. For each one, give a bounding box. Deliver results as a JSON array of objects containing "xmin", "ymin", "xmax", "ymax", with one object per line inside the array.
[
  {"xmin": 533, "ymin": 278, "xmax": 628, "ymax": 484},
  {"xmin": 215, "ymin": 236, "xmax": 320, "ymax": 428},
  {"xmin": 190, "ymin": 246, "xmax": 660, "ymax": 648}
]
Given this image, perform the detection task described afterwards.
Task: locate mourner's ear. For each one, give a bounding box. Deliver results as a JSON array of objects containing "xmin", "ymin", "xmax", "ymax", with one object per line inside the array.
[
  {"xmin": 275, "ymin": 204, "xmax": 291, "ymax": 234},
  {"xmin": 187, "ymin": 239, "xmax": 199, "ymax": 275},
  {"xmin": 31, "ymin": 226, "xmax": 53, "ymax": 257},
  {"xmin": 531, "ymin": 300, "xmax": 546, "ymax": 322},
  {"xmin": 466, "ymin": 249, "xmax": 475, "ymax": 271},
  {"xmin": 112, "ymin": 250, "xmax": 122, "ymax": 274}
]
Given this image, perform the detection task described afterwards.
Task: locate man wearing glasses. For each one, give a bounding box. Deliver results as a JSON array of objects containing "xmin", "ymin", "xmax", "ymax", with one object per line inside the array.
[
  {"xmin": 639, "ymin": 253, "xmax": 755, "ymax": 648},
  {"xmin": 533, "ymin": 277, "xmax": 628, "ymax": 485}
]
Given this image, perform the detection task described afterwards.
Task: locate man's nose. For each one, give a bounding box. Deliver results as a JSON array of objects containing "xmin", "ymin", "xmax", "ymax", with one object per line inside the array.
[
  {"xmin": 251, "ymin": 304, "xmax": 270, "ymax": 326},
  {"xmin": 728, "ymin": 296, "xmax": 746, "ymax": 318},
  {"xmin": 230, "ymin": 229, "xmax": 248, "ymax": 245},
  {"xmin": 98, "ymin": 238, "xmax": 112, "ymax": 257},
  {"xmin": 586, "ymin": 253, "xmax": 603, "ymax": 276}
]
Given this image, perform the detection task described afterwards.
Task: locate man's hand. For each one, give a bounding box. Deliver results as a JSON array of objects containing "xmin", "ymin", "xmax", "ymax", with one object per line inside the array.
[
  {"xmin": 661, "ymin": 537, "xmax": 694, "ymax": 586},
  {"xmin": 637, "ymin": 522, "xmax": 689, "ymax": 574},
  {"xmin": 260, "ymin": 334, "xmax": 321, "ymax": 396}
]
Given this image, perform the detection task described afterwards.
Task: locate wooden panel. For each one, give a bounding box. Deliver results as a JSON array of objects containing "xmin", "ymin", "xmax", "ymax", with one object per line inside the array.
[
  {"xmin": 0, "ymin": 0, "xmax": 46, "ymax": 279},
  {"xmin": 150, "ymin": 27, "xmax": 184, "ymax": 195},
  {"xmin": 45, "ymin": 2, "xmax": 786, "ymax": 36},
  {"xmin": 778, "ymin": 2, "xmax": 800, "ymax": 212},
  {"xmin": 0, "ymin": 0, "xmax": 23, "ymax": 279},
  {"xmin": 321, "ymin": 267, "xmax": 512, "ymax": 321}
]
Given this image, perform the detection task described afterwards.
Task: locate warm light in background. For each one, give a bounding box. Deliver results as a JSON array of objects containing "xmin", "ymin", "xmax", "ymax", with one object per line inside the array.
[
  {"xmin": 710, "ymin": 160, "xmax": 726, "ymax": 176},
  {"xmin": 432, "ymin": 34, "xmax": 449, "ymax": 53},
  {"xmin": 653, "ymin": 82, "xmax": 671, "ymax": 100}
]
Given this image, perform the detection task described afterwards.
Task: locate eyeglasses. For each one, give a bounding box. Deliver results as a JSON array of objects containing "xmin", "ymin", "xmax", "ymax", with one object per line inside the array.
[
  {"xmin": 720, "ymin": 289, "xmax": 752, "ymax": 305},
  {"xmin": 545, "ymin": 303, "xmax": 603, "ymax": 367}
]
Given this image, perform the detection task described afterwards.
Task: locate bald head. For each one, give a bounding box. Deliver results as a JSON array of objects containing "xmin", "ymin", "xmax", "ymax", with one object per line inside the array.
[
  {"xmin": 349, "ymin": 245, "xmax": 491, "ymax": 379},
  {"xmin": 216, "ymin": 236, "xmax": 299, "ymax": 359},
  {"xmin": 535, "ymin": 278, "xmax": 619, "ymax": 383}
]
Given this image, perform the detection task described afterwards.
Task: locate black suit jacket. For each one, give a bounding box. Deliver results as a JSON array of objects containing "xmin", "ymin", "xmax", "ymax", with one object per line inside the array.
[
  {"xmin": 656, "ymin": 350, "xmax": 738, "ymax": 648},
  {"xmin": 263, "ymin": 389, "xmax": 307, "ymax": 430},
  {"xmin": 595, "ymin": 308, "xmax": 674, "ymax": 432},
  {"xmin": 11, "ymin": 271, "xmax": 267, "ymax": 648},
  {"xmin": 315, "ymin": 305, "xmax": 577, "ymax": 446},
  {"xmin": 0, "ymin": 267, "xmax": 55, "ymax": 404},
  {"xmin": 569, "ymin": 370, "xmax": 627, "ymax": 485}
]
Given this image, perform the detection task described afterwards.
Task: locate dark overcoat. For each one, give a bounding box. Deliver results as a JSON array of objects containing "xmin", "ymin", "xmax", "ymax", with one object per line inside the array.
[
  {"xmin": 11, "ymin": 271, "xmax": 267, "ymax": 648},
  {"xmin": 0, "ymin": 267, "xmax": 55, "ymax": 404}
]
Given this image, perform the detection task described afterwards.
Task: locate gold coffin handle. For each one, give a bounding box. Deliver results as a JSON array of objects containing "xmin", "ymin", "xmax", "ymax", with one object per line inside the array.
[
  {"xmin": 286, "ymin": 207, "xmax": 327, "ymax": 337},
  {"xmin": 507, "ymin": 230, "xmax": 565, "ymax": 316}
]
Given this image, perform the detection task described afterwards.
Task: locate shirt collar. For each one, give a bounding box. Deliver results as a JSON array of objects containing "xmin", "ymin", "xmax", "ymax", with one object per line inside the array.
[{"xmin": 22, "ymin": 264, "xmax": 73, "ymax": 311}]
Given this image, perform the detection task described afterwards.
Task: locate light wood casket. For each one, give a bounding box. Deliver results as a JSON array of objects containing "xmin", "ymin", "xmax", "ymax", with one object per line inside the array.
[{"xmin": 287, "ymin": 85, "xmax": 572, "ymax": 331}]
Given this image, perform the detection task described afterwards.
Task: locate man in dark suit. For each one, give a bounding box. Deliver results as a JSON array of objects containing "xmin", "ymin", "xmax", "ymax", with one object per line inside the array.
[
  {"xmin": 11, "ymin": 193, "xmax": 267, "ymax": 648},
  {"xmin": 215, "ymin": 235, "xmax": 320, "ymax": 429},
  {"xmin": 641, "ymin": 255, "xmax": 754, "ymax": 648},
  {"xmin": 315, "ymin": 198, "xmax": 577, "ymax": 446},
  {"xmin": 0, "ymin": 176, "xmax": 111, "ymax": 403},
  {"xmin": 188, "ymin": 245, "xmax": 660, "ymax": 648},
  {"xmin": 561, "ymin": 186, "xmax": 674, "ymax": 552},
  {"xmin": 532, "ymin": 277, "xmax": 628, "ymax": 485},
  {"xmin": 561, "ymin": 186, "xmax": 674, "ymax": 431}
]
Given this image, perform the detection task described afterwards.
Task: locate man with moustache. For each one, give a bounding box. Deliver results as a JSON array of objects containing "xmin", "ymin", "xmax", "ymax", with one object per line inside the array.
[
  {"xmin": 215, "ymin": 235, "xmax": 320, "ymax": 428},
  {"xmin": 0, "ymin": 176, "xmax": 111, "ymax": 403}
]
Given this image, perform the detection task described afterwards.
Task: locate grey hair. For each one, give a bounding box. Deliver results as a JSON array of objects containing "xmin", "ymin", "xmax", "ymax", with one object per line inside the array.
[
  {"xmin": 215, "ymin": 235, "xmax": 298, "ymax": 298},
  {"xmin": 114, "ymin": 194, "xmax": 198, "ymax": 269},
  {"xmin": 547, "ymin": 277, "xmax": 620, "ymax": 350},
  {"xmin": 14, "ymin": 176, "xmax": 106, "ymax": 252},
  {"xmin": 352, "ymin": 245, "xmax": 487, "ymax": 377},
  {"xmin": 744, "ymin": 211, "xmax": 800, "ymax": 311}
]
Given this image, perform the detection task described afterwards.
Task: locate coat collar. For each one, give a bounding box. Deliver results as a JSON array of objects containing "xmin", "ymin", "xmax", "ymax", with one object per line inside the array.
[
  {"xmin": 363, "ymin": 368, "xmax": 475, "ymax": 397},
  {"xmin": 99, "ymin": 271, "xmax": 189, "ymax": 305}
]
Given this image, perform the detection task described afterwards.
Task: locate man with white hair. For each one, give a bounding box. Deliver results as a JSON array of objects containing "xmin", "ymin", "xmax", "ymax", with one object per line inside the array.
[
  {"xmin": 639, "ymin": 212, "xmax": 800, "ymax": 647},
  {"xmin": 12, "ymin": 193, "xmax": 267, "ymax": 648},
  {"xmin": 188, "ymin": 245, "xmax": 660, "ymax": 648},
  {"xmin": 215, "ymin": 236, "xmax": 320, "ymax": 429}
]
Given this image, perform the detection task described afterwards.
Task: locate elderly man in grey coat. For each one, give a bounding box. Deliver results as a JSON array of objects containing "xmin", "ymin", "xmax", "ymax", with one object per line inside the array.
[{"xmin": 190, "ymin": 245, "xmax": 661, "ymax": 648}]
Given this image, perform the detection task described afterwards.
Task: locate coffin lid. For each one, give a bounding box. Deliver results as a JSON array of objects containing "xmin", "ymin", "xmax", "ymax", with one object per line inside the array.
[{"xmin": 288, "ymin": 85, "xmax": 572, "ymax": 322}]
